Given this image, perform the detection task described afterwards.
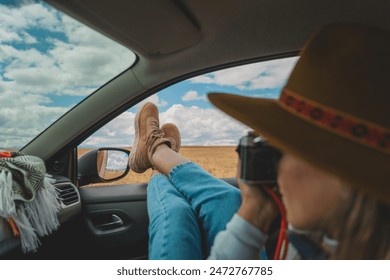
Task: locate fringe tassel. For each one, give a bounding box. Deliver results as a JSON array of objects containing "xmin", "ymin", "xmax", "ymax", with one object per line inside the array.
[
  {"xmin": 12, "ymin": 207, "xmax": 40, "ymax": 253},
  {"xmin": 0, "ymin": 154, "xmax": 62, "ymax": 253},
  {"xmin": 0, "ymin": 170, "xmax": 15, "ymax": 216},
  {"xmin": 1, "ymin": 174, "xmax": 61, "ymax": 253},
  {"xmin": 26, "ymin": 177, "xmax": 61, "ymax": 236}
]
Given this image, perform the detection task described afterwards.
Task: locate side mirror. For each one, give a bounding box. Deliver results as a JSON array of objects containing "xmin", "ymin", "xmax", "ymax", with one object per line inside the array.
[{"xmin": 78, "ymin": 148, "xmax": 130, "ymax": 186}]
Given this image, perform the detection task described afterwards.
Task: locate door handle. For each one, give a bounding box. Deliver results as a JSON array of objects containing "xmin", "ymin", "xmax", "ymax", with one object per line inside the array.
[{"xmin": 97, "ymin": 214, "xmax": 123, "ymax": 230}]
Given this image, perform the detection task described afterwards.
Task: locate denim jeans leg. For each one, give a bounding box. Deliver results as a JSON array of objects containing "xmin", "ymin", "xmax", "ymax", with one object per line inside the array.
[
  {"xmin": 147, "ymin": 173, "xmax": 204, "ymax": 259},
  {"xmin": 169, "ymin": 162, "xmax": 242, "ymax": 255}
]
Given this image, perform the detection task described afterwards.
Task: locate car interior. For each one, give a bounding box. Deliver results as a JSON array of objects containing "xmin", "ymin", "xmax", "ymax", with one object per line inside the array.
[{"xmin": 1, "ymin": 0, "xmax": 390, "ymax": 260}]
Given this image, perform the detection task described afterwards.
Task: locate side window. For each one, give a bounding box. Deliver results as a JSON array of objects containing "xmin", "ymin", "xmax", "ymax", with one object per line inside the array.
[{"xmin": 78, "ymin": 57, "xmax": 298, "ymax": 185}]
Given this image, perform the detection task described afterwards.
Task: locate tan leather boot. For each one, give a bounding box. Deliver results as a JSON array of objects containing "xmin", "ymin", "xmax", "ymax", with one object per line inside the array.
[
  {"xmin": 129, "ymin": 102, "xmax": 171, "ymax": 173},
  {"xmin": 161, "ymin": 123, "xmax": 181, "ymax": 153}
]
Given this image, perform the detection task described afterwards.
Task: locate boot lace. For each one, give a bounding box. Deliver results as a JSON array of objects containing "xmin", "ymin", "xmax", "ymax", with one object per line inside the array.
[{"xmin": 146, "ymin": 118, "xmax": 164, "ymax": 145}]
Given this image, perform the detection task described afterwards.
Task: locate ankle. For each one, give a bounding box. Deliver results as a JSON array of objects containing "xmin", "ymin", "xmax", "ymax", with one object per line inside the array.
[
  {"xmin": 150, "ymin": 143, "xmax": 171, "ymax": 166},
  {"xmin": 151, "ymin": 169, "xmax": 161, "ymax": 176}
]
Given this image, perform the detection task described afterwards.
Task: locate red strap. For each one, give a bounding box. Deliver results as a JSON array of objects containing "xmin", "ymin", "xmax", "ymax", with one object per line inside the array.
[
  {"xmin": 0, "ymin": 151, "xmax": 12, "ymax": 158},
  {"xmin": 7, "ymin": 218, "xmax": 20, "ymax": 237},
  {"xmin": 263, "ymin": 187, "xmax": 288, "ymax": 260}
]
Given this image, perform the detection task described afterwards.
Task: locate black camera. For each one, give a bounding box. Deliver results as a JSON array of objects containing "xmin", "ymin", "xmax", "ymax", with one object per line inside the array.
[{"xmin": 236, "ymin": 132, "xmax": 282, "ymax": 185}]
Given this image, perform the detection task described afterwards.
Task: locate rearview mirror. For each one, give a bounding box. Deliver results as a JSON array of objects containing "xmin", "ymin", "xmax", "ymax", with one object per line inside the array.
[{"xmin": 78, "ymin": 148, "xmax": 130, "ymax": 186}]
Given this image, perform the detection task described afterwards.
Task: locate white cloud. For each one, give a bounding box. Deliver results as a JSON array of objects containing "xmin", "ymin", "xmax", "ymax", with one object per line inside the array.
[
  {"xmin": 0, "ymin": 25, "xmax": 135, "ymax": 97},
  {"xmin": 182, "ymin": 90, "xmax": 206, "ymax": 101},
  {"xmin": 0, "ymin": 2, "xmax": 136, "ymax": 148},
  {"xmin": 81, "ymin": 104, "xmax": 251, "ymax": 148},
  {"xmin": 82, "ymin": 111, "xmax": 136, "ymax": 147},
  {"xmin": 0, "ymin": 29, "xmax": 22, "ymax": 43},
  {"xmin": 160, "ymin": 105, "xmax": 249, "ymax": 145},
  {"xmin": 0, "ymin": 3, "xmax": 62, "ymax": 42},
  {"xmin": 190, "ymin": 57, "xmax": 298, "ymax": 90},
  {"xmin": 0, "ymin": 2, "xmax": 136, "ymax": 96},
  {"xmin": 137, "ymin": 95, "xmax": 168, "ymax": 108},
  {"xmin": 0, "ymin": 90, "xmax": 68, "ymax": 149}
]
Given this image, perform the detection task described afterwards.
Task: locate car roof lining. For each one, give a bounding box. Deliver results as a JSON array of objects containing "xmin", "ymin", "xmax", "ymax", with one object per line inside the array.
[
  {"xmin": 45, "ymin": 0, "xmax": 390, "ymax": 55},
  {"xmin": 44, "ymin": 0, "xmax": 202, "ymax": 55}
]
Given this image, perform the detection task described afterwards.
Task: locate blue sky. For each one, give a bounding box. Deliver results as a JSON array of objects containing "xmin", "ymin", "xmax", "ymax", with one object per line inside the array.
[{"xmin": 0, "ymin": 0, "xmax": 297, "ymax": 149}]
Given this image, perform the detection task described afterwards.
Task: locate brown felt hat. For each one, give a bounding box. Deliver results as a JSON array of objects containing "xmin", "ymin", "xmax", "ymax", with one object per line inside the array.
[{"xmin": 208, "ymin": 23, "xmax": 390, "ymax": 203}]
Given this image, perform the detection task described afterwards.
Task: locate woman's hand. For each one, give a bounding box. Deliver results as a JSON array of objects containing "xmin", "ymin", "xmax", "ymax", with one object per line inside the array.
[{"xmin": 236, "ymin": 161, "xmax": 279, "ymax": 234}]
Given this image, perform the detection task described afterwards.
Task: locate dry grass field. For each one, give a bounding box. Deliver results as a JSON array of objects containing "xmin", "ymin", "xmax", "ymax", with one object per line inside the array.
[{"xmin": 78, "ymin": 146, "xmax": 238, "ymax": 186}]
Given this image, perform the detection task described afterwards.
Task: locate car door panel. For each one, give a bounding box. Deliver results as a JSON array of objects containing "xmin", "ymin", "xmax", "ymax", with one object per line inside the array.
[{"xmin": 79, "ymin": 183, "xmax": 149, "ymax": 255}]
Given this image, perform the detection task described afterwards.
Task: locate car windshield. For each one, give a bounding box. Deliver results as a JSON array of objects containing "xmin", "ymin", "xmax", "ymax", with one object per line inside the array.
[{"xmin": 0, "ymin": 0, "xmax": 136, "ymax": 150}]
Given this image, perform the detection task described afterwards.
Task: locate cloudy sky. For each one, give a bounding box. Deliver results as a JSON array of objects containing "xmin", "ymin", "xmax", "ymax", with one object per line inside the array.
[{"xmin": 0, "ymin": 0, "xmax": 297, "ymax": 149}]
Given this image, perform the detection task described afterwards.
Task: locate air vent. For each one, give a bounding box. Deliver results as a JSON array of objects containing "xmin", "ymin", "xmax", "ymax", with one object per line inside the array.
[{"xmin": 55, "ymin": 183, "xmax": 79, "ymax": 206}]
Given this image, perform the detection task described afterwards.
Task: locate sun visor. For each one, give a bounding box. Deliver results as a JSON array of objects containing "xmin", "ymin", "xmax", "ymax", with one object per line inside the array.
[{"xmin": 45, "ymin": 0, "xmax": 202, "ymax": 54}]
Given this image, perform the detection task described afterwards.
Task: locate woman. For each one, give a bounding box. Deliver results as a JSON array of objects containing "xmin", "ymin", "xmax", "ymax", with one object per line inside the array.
[{"xmin": 129, "ymin": 23, "xmax": 390, "ymax": 259}]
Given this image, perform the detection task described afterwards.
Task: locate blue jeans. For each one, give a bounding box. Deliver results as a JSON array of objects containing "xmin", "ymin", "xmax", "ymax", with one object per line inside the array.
[{"xmin": 147, "ymin": 162, "xmax": 242, "ymax": 259}]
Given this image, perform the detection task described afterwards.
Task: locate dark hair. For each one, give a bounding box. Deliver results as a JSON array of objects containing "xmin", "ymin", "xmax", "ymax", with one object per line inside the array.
[{"xmin": 332, "ymin": 190, "xmax": 390, "ymax": 259}]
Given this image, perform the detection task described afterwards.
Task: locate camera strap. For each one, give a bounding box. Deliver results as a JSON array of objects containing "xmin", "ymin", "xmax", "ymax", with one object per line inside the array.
[{"xmin": 263, "ymin": 187, "xmax": 289, "ymax": 260}]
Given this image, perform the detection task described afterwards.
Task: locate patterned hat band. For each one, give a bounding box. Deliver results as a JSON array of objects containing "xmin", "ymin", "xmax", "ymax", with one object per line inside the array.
[{"xmin": 278, "ymin": 89, "xmax": 390, "ymax": 155}]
